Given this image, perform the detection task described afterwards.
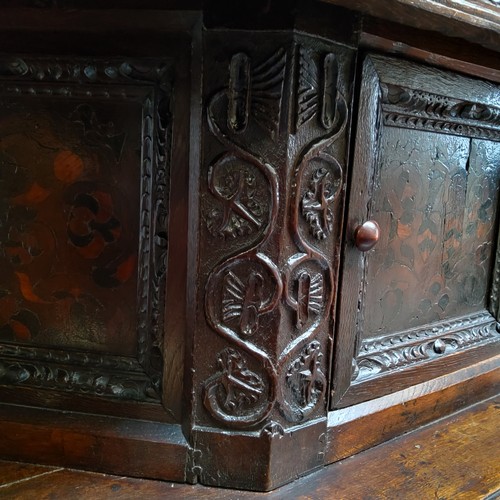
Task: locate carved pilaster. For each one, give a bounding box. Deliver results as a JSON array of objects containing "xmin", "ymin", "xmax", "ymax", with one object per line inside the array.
[{"xmin": 191, "ymin": 30, "xmax": 353, "ymax": 490}]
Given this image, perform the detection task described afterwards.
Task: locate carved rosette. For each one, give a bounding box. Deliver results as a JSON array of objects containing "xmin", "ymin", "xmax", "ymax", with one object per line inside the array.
[
  {"xmin": 200, "ymin": 37, "xmax": 351, "ymax": 431},
  {"xmin": 282, "ymin": 341, "xmax": 326, "ymax": 422}
]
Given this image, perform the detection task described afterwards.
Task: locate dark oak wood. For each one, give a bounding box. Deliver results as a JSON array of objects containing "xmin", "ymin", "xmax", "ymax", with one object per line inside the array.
[
  {"xmin": 332, "ymin": 52, "xmax": 500, "ymax": 409},
  {"xmin": 188, "ymin": 27, "xmax": 355, "ymax": 490},
  {"xmin": 0, "ymin": 461, "xmax": 59, "ymax": 485},
  {"xmin": 0, "ymin": 396, "xmax": 498, "ymax": 498},
  {"xmin": 359, "ymin": 17, "xmax": 500, "ymax": 84},
  {"xmin": 327, "ymin": 354, "xmax": 500, "ymax": 463},
  {"xmin": 0, "ymin": 0, "xmax": 499, "ymax": 493},
  {"xmin": 0, "ymin": 9, "xmax": 198, "ymax": 426},
  {"xmin": 0, "ymin": 404, "xmax": 189, "ymax": 482},
  {"xmin": 320, "ymin": 0, "xmax": 500, "ymax": 51}
]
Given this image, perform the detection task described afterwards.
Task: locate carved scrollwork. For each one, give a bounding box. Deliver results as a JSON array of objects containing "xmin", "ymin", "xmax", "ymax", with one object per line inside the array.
[
  {"xmin": 273, "ymin": 43, "xmax": 348, "ymax": 424},
  {"xmin": 0, "ymin": 344, "xmax": 159, "ymax": 401},
  {"xmin": 354, "ymin": 313, "xmax": 499, "ymax": 381},
  {"xmin": 380, "ymin": 83, "xmax": 500, "ymax": 141},
  {"xmin": 206, "ymin": 256, "xmax": 282, "ymax": 339},
  {"xmin": 201, "ymin": 46, "xmax": 286, "ymax": 428},
  {"xmin": 203, "ymin": 347, "xmax": 270, "ymax": 426},
  {"xmin": 201, "ymin": 40, "xmax": 351, "ymax": 429}
]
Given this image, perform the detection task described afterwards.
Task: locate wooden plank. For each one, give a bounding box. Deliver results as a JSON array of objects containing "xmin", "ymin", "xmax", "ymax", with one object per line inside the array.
[
  {"xmin": 0, "ymin": 405, "xmax": 189, "ymax": 482},
  {"xmin": 0, "ymin": 397, "xmax": 498, "ymax": 498},
  {"xmin": 327, "ymin": 355, "xmax": 500, "ymax": 463},
  {"xmin": 320, "ymin": 0, "xmax": 500, "ymax": 51},
  {"xmin": 0, "ymin": 460, "xmax": 59, "ymax": 487},
  {"xmin": 360, "ymin": 17, "xmax": 500, "ymax": 84},
  {"xmin": 281, "ymin": 397, "xmax": 500, "ymax": 499}
]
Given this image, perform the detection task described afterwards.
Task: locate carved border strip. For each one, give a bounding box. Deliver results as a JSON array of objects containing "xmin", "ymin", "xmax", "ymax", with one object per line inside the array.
[
  {"xmin": 489, "ymin": 234, "xmax": 500, "ymax": 317},
  {"xmin": 0, "ymin": 354, "xmax": 157, "ymax": 402},
  {"xmin": 0, "ymin": 343, "xmax": 141, "ymax": 370},
  {"xmin": 380, "ymin": 83, "xmax": 500, "ymax": 141},
  {"xmin": 0, "ymin": 57, "xmax": 171, "ymax": 85},
  {"xmin": 354, "ymin": 312, "xmax": 499, "ymax": 382},
  {"xmin": 0, "ymin": 57, "xmax": 173, "ymax": 403},
  {"xmin": 0, "ymin": 85, "xmax": 140, "ymax": 100}
]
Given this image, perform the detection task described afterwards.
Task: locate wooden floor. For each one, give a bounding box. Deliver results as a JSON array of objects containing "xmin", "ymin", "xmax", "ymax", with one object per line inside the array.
[{"xmin": 0, "ymin": 397, "xmax": 498, "ymax": 499}]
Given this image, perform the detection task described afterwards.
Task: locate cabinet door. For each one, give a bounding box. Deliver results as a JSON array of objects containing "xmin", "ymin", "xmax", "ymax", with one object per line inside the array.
[
  {"xmin": 0, "ymin": 38, "xmax": 190, "ymax": 423},
  {"xmin": 332, "ymin": 54, "xmax": 500, "ymax": 409}
]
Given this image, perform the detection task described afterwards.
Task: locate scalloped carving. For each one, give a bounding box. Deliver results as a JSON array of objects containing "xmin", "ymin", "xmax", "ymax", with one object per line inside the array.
[
  {"xmin": 380, "ymin": 83, "xmax": 500, "ymax": 141},
  {"xmin": 354, "ymin": 313, "xmax": 499, "ymax": 381}
]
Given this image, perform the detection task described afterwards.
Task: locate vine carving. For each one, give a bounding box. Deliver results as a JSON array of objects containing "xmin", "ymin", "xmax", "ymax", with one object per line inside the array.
[{"xmin": 202, "ymin": 40, "xmax": 350, "ymax": 429}]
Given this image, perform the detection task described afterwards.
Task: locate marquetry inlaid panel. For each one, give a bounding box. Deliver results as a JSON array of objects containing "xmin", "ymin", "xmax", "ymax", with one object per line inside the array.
[{"xmin": 0, "ymin": 56, "xmax": 173, "ymax": 404}]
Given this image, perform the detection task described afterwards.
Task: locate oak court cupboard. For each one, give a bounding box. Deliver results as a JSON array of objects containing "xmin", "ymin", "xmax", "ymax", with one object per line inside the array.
[{"xmin": 0, "ymin": 0, "xmax": 498, "ymax": 492}]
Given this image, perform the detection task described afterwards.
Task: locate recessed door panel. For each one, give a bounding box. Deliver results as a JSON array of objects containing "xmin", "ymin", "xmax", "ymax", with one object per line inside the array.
[{"xmin": 331, "ymin": 55, "xmax": 500, "ymax": 409}]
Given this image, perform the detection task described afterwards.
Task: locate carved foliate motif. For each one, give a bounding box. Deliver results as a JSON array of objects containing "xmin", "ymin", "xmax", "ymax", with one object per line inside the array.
[
  {"xmin": 279, "ymin": 340, "xmax": 326, "ymax": 422},
  {"xmin": 204, "ymin": 256, "xmax": 280, "ymax": 426},
  {"xmin": 302, "ymin": 167, "xmax": 340, "ymax": 240},
  {"xmin": 297, "ymin": 48, "xmax": 339, "ymax": 130},
  {"xmin": 206, "ymin": 154, "xmax": 271, "ymax": 239},
  {"xmin": 206, "ymin": 257, "xmax": 282, "ymax": 337},
  {"xmin": 295, "ymin": 271, "xmax": 323, "ymax": 328},
  {"xmin": 200, "ymin": 36, "xmax": 351, "ymax": 430},
  {"xmin": 380, "ymin": 83, "xmax": 500, "ymax": 141},
  {"xmin": 286, "ymin": 341, "xmax": 326, "ymax": 414},
  {"xmin": 227, "ymin": 49, "xmax": 287, "ymax": 140},
  {"xmin": 204, "ymin": 348, "xmax": 265, "ymax": 414},
  {"xmin": 283, "ymin": 256, "xmax": 330, "ymax": 331},
  {"xmin": 222, "ymin": 271, "xmax": 264, "ymax": 337},
  {"xmin": 354, "ymin": 313, "xmax": 499, "ymax": 381}
]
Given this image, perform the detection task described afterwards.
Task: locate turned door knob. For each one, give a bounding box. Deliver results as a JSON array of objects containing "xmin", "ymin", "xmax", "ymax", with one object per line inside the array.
[{"xmin": 354, "ymin": 220, "xmax": 380, "ymax": 252}]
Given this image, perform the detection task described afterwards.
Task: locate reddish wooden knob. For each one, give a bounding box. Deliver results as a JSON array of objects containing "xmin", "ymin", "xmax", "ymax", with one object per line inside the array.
[{"xmin": 354, "ymin": 220, "xmax": 380, "ymax": 252}]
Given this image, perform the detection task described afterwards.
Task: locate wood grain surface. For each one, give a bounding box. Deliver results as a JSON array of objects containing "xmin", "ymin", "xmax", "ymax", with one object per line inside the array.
[{"xmin": 0, "ymin": 397, "xmax": 498, "ymax": 499}]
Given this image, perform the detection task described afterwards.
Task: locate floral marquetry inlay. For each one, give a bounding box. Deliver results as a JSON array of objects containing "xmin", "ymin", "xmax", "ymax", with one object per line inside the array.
[{"xmin": 0, "ymin": 55, "xmax": 173, "ymax": 403}]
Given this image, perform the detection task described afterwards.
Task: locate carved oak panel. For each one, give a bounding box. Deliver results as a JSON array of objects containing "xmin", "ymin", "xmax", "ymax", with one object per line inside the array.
[
  {"xmin": 0, "ymin": 56, "xmax": 173, "ymax": 407},
  {"xmin": 332, "ymin": 54, "xmax": 500, "ymax": 409},
  {"xmin": 192, "ymin": 31, "xmax": 353, "ymax": 438}
]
